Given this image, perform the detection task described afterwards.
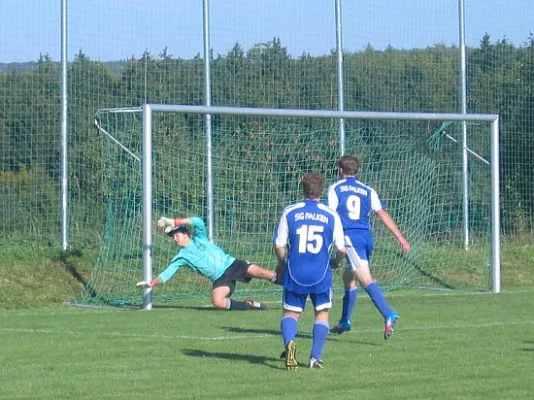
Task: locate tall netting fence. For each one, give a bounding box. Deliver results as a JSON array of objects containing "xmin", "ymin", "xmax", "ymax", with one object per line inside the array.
[
  {"xmin": 0, "ymin": 0, "xmax": 532, "ymax": 301},
  {"xmin": 74, "ymin": 108, "xmax": 494, "ymax": 307},
  {"xmin": 0, "ymin": 3, "xmax": 61, "ymax": 245},
  {"xmin": 340, "ymin": 0, "xmax": 533, "ymax": 235}
]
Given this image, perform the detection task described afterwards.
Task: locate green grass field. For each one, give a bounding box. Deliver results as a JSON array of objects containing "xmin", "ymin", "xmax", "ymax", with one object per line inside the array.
[{"xmin": 1, "ymin": 289, "xmax": 533, "ymax": 399}]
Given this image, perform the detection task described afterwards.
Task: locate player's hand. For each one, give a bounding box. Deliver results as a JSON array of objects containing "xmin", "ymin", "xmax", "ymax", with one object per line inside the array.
[
  {"xmin": 399, "ymin": 239, "xmax": 411, "ymax": 254},
  {"xmin": 136, "ymin": 278, "xmax": 159, "ymax": 288},
  {"xmin": 157, "ymin": 217, "xmax": 175, "ymax": 228},
  {"xmin": 330, "ymin": 258, "xmax": 342, "ymax": 269}
]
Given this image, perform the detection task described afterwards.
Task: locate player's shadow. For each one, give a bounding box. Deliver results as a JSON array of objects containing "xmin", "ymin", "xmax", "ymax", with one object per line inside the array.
[
  {"xmin": 221, "ymin": 326, "xmax": 376, "ymax": 345},
  {"xmin": 153, "ymin": 304, "xmax": 219, "ymax": 311},
  {"xmin": 59, "ymin": 249, "xmax": 99, "ymax": 298},
  {"xmin": 183, "ymin": 349, "xmax": 284, "ymax": 370},
  {"xmin": 221, "ymin": 326, "xmax": 312, "ymax": 339},
  {"xmin": 327, "ymin": 335, "xmax": 379, "ymax": 347},
  {"xmin": 524, "ymin": 341, "xmax": 534, "ymax": 352}
]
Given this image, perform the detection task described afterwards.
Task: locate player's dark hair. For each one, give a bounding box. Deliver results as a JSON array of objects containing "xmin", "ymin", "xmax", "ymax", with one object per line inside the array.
[
  {"xmin": 166, "ymin": 224, "xmax": 190, "ymax": 237},
  {"xmin": 338, "ymin": 155, "xmax": 361, "ymax": 175},
  {"xmin": 301, "ymin": 172, "xmax": 324, "ymax": 199}
]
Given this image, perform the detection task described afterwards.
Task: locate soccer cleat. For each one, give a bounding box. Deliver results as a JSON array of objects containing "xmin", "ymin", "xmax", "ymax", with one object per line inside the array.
[
  {"xmin": 285, "ymin": 340, "xmax": 298, "ymax": 371},
  {"xmin": 308, "ymin": 358, "xmax": 324, "ymax": 369},
  {"xmin": 330, "ymin": 320, "xmax": 352, "ymax": 335},
  {"xmin": 384, "ymin": 311, "xmax": 399, "ymax": 340},
  {"xmin": 245, "ymin": 298, "xmax": 268, "ymax": 310}
]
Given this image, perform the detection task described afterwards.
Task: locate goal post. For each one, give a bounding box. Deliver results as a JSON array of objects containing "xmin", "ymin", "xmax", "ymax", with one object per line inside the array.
[{"xmin": 82, "ymin": 104, "xmax": 500, "ymax": 310}]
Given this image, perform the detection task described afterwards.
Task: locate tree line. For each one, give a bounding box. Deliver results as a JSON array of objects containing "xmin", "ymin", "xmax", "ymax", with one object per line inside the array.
[{"xmin": 0, "ymin": 34, "xmax": 533, "ymax": 243}]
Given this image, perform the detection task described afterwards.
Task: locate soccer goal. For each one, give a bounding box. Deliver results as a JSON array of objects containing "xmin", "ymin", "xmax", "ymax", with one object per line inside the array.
[{"xmin": 78, "ymin": 105, "xmax": 500, "ymax": 309}]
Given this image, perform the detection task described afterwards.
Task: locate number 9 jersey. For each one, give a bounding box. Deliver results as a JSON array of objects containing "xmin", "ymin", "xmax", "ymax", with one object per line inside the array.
[
  {"xmin": 273, "ymin": 200, "xmax": 345, "ymax": 294},
  {"xmin": 327, "ymin": 177, "xmax": 385, "ymax": 231}
]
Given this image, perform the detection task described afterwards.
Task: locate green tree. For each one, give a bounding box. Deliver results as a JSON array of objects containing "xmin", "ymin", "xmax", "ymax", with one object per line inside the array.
[{"xmin": 68, "ymin": 50, "xmax": 118, "ymax": 200}]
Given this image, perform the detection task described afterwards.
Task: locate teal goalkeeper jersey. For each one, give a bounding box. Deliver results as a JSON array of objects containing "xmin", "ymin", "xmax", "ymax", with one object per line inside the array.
[{"xmin": 158, "ymin": 217, "xmax": 236, "ymax": 283}]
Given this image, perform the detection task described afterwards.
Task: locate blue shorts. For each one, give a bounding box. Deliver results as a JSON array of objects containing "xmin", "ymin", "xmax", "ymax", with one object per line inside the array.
[
  {"xmin": 283, "ymin": 288, "xmax": 332, "ymax": 313},
  {"xmin": 344, "ymin": 230, "xmax": 374, "ymax": 270}
]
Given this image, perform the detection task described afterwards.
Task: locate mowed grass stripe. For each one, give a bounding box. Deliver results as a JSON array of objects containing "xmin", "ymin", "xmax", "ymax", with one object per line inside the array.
[{"xmin": 1, "ymin": 319, "xmax": 533, "ymax": 340}]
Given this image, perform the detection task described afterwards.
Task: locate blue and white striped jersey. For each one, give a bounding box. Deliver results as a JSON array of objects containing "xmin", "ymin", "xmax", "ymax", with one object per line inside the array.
[
  {"xmin": 327, "ymin": 177, "xmax": 385, "ymax": 231},
  {"xmin": 273, "ymin": 200, "xmax": 345, "ymax": 294}
]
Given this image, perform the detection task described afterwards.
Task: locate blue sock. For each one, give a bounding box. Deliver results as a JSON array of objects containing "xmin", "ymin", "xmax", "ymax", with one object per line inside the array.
[
  {"xmin": 310, "ymin": 321, "xmax": 329, "ymax": 360},
  {"xmin": 341, "ymin": 287, "xmax": 358, "ymax": 322},
  {"xmin": 365, "ymin": 282, "xmax": 391, "ymax": 320},
  {"xmin": 281, "ymin": 316, "xmax": 298, "ymax": 346}
]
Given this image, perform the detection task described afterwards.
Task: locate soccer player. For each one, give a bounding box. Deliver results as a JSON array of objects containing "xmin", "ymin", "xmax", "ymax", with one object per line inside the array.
[
  {"xmin": 143, "ymin": 216, "xmax": 279, "ymax": 311},
  {"xmin": 274, "ymin": 172, "xmax": 346, "ymax": 370},
  {"xmin": 328, "ymin": 155, "xmax": 411, "ymax": 339}
]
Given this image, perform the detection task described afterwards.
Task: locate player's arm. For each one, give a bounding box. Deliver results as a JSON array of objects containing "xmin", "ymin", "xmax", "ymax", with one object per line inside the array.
[
  {"xmin": 175, "ymin": 217, "xmax": 191, "ymax": 226},
  {"xmin": 273, "ymin": 231, "xmax": 288, "ymax": 276},
  {"xmin": 158, "ymin": 216, "xmax": 189, "ymax": 227},
  {"xmin": 157, "ymin": 216, "xmax": 195, "ymax": 228},
  {"xmin": 158, "ymin": 264, "xmax": 178, "ymax": 285},
  {"xmin": 273, "ymin": 212, "xmax": 289, "ymax": 275},
  {"xmin": 331, "ymin": 247, "xmax": 346, "ymax": 268},
  {"xmin": 158, "ymin": 216, "xmax": 207, "ymax": 240},
  {"xmin": 141, "ymin": 255, "xmax": 184, "ymax": 288},
  {"xmin": 327, "ymin": 184, "xmax": 339, "ymax": 210},
  {"xmin": 376, "ymin": 209, "xmax": 411, "ymax": 254},
  {"xmin": 330, "ymin": 212, "xmax": 347, "ymax": 268},
  {"xmin": 149, "ymin": 276, "xmax": 163, "ymax": 287},
  {"xmin": 137, "ymin": 257, "xmax": 182, "ymax": 287},
  {"xmin": 274, "ymin": 245, "xmax": 286, "ymax": 272}
]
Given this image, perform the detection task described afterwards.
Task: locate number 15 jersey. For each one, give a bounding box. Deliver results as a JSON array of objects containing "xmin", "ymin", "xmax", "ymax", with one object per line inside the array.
[{"xmin": 273, "ymin": 200, "xmax": 345, "ymax": 294}]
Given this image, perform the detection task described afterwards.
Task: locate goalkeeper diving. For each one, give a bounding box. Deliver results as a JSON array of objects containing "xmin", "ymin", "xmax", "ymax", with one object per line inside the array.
[{"xmin": 139, "ymin": 216, "xmax": 281, "ymax": 310}]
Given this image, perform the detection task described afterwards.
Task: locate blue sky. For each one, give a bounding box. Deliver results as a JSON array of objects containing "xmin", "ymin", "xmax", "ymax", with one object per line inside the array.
[{"xmin": 0, "ymin": 0, "xmax": 532, "ymax": 62}]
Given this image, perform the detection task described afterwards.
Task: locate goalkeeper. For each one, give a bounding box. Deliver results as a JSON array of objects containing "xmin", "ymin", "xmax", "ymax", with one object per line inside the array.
[{"xmin": 146, "ymin": 216, "xmax": 279, "ymax": 310}]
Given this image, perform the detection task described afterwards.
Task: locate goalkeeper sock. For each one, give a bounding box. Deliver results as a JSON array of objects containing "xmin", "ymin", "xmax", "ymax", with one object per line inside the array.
[
  {"xmin": 226, "ymin": 299, "xmax": 251, "ymax": 311},
  {"xmin": 281, "ymin": 316, "xmax": 298, "ymax": 346},
  {"xmin": 341, "ymin": 287, "xmax": 358, "ymax": 322},
  {"xmin": 365, "ymin": 282, "xmax": 391, "ymax": 319},
  {"xmin": 310, "ymin": 321, "xmax": 329, "ymax": 361}
]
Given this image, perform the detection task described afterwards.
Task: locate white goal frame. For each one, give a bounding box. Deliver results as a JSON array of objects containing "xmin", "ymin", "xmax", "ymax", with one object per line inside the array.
[{"xmin": 135, "ymin": 104, "xmax": 500, "ymax": 310}]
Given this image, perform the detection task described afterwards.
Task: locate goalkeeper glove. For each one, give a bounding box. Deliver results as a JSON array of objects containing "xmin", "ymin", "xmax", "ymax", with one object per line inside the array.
[
  {"xmin": 136, "ymin": 278, "xmax": 160, "ymax": 288},
  {"xmin": 157, "ymin": 217, "xmax": 175, "ymax": 228},
  {"xmin": 157, "ymin": 216, "xmax": 184, "ymax": 229}
]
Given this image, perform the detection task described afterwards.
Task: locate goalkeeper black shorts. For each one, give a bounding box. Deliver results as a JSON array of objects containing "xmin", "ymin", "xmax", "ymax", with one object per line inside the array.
[{"xmin": 212, "ymin": 259, "xmax": 253, "ymax": 295}]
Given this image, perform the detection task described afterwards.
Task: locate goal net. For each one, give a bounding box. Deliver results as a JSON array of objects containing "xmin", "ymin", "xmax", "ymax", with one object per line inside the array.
[{"xmin": 74, "ymin": 106, "xmax": 498, "ymax": 308}]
